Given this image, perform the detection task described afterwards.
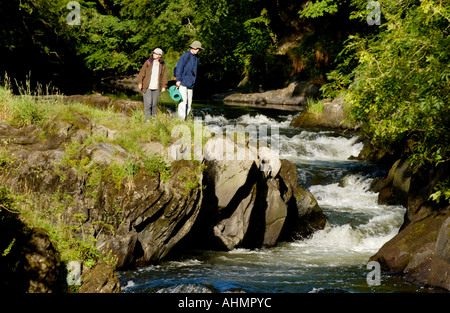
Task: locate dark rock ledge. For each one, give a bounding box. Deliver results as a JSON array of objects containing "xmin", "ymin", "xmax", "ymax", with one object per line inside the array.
[{"xmin": 0, "ymin": 113, "xmax": 326, "ymax": 292}]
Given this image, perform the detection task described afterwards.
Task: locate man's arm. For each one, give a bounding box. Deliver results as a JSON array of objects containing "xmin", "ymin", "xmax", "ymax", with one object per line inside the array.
[{"xmin": 175, "ymin": 53, "xmax": 186, "ymax": 87}]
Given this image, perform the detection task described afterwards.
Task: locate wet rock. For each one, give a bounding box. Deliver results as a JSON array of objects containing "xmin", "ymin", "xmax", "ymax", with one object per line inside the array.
[
  {"xmin": 0, "ymin": 226, "xmax": 66, "ymax": 293},
  {"xmin": 377, "ymin": 158, "xmax": 412, "ymax": 207},
  {"xmin": 426, "ymin": 217, "xmax": 450, "ymax": 291},
  {"xmin": 79, "ymin": 262, "xmax": 121, "ymax": 293},
  {"xmin": 220, "ymin": 81, "xmax": 319, "ymax": 106},
  {"xmin": 370, "ymin": 210, "xmax": 450, "ymax": 291},
  {"xmin": 190, "ymin": 136, "xmax": 326, "ymax": 251},
  {"xmin": 369, "ymin": 157, "xmax": 450, "ymax": 291},
  {"xmin": 289, "ymin": 97, "xmax": 358, "ymax": 130}
]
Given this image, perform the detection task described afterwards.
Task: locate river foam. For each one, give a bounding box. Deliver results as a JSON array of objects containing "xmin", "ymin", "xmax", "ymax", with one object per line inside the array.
[
  {"xmin": 279, "ymin": 131, "xmax": 364, "ymax": 161},
  {"xmin": 118, "ymin": 108, "xmax": 413, "ymax": 293}
]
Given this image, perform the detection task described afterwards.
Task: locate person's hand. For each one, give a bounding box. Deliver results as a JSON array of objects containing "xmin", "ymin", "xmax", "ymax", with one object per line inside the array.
[
  {"xmin": 176, "ymin": 81, "xmax": 181, "ymax": 88},
  {"xmin": 161, "ymin": 88, "xmax": 166, "ymax": 92},
  {"xmin": 138, "ymin": 83, "xmax": 142, "ymax": 90}
]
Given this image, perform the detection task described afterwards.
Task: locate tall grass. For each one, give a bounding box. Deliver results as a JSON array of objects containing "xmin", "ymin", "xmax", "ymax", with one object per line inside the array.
[
  {"xmin": 0, "ymin": 77, "xmax": 198, "ymax": 152},
  {"xmin": 0, "ymin": 85, "xmax": 12, "ymax": 122},
  {"xmin": 0, "ymin": 77, "xmax": 206, "ymax": 288},
  {"xmin": 1, "ymin": 74, "xmax": 51, "ymax": 127},
  {"xmin": 305, "ymin": 97, "xmax": 324, "ymax": 114}
]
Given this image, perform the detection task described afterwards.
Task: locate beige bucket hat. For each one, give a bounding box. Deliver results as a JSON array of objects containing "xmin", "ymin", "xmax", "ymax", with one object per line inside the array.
[{"xmin": 190, "ymin": 41, "xmax": 204, "ymax": 50}]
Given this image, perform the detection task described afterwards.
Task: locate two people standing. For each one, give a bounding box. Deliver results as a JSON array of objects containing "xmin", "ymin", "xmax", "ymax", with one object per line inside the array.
[{"xmin": 137, "ymin": 41, "xmax": 203, "ymax": 121}]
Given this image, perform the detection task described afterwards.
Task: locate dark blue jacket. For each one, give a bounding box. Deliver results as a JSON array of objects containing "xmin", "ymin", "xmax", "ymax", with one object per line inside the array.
[{"xmin": 174, "ymin": 51, "xmax": 199, "ymax": 89}]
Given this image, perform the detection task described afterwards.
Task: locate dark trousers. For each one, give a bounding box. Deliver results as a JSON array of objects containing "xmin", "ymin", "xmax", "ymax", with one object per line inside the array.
[{"xmin": 143, "ymin": 89, "xmax": 160, "ymax": 119}]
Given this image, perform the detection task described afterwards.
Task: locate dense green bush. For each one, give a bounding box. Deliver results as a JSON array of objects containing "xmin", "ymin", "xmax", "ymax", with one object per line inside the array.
[{"xmin": 321, "ymin": 0, "xmax": 449, "ymax": 203}]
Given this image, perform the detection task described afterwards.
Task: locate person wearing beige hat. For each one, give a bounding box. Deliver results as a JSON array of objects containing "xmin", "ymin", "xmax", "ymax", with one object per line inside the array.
[
  {"xmin": 137, "ymin": 48, "xmax": 168, "ymax": 120},
  {"xmin": 174, "ymin": 41, "xmax": 203, "ymax": 120}
]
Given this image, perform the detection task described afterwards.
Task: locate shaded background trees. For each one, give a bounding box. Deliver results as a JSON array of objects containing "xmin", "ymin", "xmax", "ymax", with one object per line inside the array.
[{"xmin": 0, "ymin": 0, "xmax": 370, "ymax": 95}]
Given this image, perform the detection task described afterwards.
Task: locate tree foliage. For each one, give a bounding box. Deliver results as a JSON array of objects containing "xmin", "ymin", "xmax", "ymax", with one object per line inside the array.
[
  {"xmin": 320, "ymin": 0, "xmax": 449, "ymax": 202},
  {"xmin": 2, "ymin": 0, "xmax": 284, "ymax": 92},
  {"xmin": 298, "ymin": 0, "xmax": 368, "ymax": 19},
  {"xmin": 298, "ymin": 0, "xmax": 340, "ymax": 18}
]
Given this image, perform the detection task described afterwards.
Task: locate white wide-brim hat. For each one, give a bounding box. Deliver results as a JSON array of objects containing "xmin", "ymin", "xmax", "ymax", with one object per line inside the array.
[{"xmin": 153, "ymin": 48, "xmax": 163, "ymax": 55}]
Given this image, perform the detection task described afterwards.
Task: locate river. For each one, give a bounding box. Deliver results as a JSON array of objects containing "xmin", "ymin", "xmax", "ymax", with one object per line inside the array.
[{"xmin": 117, "ymin": 101, "xmax": 425, "ymax": 293}]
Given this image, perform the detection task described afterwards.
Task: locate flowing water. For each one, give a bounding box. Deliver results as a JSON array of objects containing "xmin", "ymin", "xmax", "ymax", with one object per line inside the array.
[{"xmin": 118, "ymin": 101, "xmax": 425, "ymax": 293}]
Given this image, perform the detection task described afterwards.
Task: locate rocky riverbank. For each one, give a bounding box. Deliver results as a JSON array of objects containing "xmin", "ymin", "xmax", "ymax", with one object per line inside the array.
[
  {"xmin": 0, "ymin": 95, "xmax": 326, "ymax": 292},
  {"xmin": 369, "ymin": 153, "xmax": 450, "ymax": 291},
  {"xmin": 289, "ymin": 99, "xmax": 450, "ymax": 291}
]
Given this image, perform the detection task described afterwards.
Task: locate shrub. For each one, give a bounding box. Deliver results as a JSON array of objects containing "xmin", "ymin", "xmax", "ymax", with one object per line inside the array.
[
  {"xmin": 306, "ymin": 98, "xmax": 324, "ymax": 114},
  {"xmin": 321, "ymin": 0, "xmax": 449, "ymax": 203}
]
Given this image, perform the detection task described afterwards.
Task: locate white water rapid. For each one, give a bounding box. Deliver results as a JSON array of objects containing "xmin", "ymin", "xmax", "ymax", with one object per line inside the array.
[{"xmin": 119, "ymin": 106, "xmax": 416, "ymax": 293}]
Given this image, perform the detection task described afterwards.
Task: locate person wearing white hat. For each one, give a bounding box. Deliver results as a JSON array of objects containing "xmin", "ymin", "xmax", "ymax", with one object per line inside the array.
[
  {"xmin": 174, "ymin": 41, "xmax": 203, "ymax": 120},
  {"xmin": 137, "ymin": 48, "xmax": 168, "ymax": 120}
]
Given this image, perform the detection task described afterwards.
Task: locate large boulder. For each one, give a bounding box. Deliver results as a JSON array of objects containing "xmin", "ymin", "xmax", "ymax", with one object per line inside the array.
[
  {"xmin": 64, "ymin": 94, "xmax": 142, "ymax": 116},
  {"xmin": 289, "ymin": 97, "xmax": 358, "ymax": 130},
  {"xmin": 95, "ymin": 159, "xmax": 204, "ymax": 269},
  {"xmin": 0, "ymin": 225, "xmax": 67, "ymax": 293},
  {"xmin": 185, "ymin": 136, "xmax": 326, "ymax": 251},
  {"xmin": 79, "ymin": 262, "xmax": 121, "ymax": 293},
  {"xmin": 212, "ymin": 183, "xmax": 258, "ymax": 250},
  {"xmin": 370, "ymin": 210, "xmax": 450, "ymax": 291},
  {"xmin": 369, "ymin": 157, "xmax": 450, "ymax": 291}
]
